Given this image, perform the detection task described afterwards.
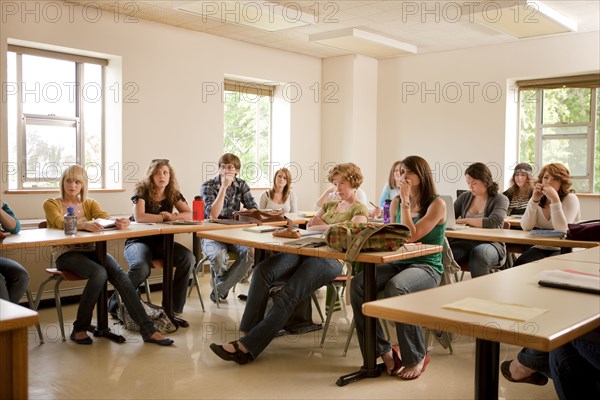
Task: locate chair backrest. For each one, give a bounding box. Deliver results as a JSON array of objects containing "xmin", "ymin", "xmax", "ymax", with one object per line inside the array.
[
  {"xmin": 39, "ymin": 221, "xmax": 47, "ymax": 229},
  {"xmin": 502, "ymin": 221, "xmax": 510, "ymax": 230}
]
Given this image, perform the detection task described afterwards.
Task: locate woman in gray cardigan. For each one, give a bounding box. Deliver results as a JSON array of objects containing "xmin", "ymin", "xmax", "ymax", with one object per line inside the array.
[{"xmin": 450, "ymin": 163, "xmax": 509, "ymax": 277}]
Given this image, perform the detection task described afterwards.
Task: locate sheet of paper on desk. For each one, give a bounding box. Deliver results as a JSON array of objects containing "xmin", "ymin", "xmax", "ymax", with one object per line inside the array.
[
  {"xmin": 442, "ymin": 297, "xmax": 548, "ymax": 322},
  {"xmin": 94, "ymin": 218, "xmax": 117, "ymax": 230},
  {"xmin": 537, "ymin": 269, "xmax": 600, "ymax": 294}
]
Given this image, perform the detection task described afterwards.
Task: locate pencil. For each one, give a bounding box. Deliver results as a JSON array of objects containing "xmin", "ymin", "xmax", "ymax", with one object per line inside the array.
[{"xmin": 369, "ymin": 201, "xmax": 377, "ymax": 208}]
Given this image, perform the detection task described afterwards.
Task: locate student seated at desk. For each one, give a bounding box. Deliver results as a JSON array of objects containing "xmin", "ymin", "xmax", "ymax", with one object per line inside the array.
[
  {"xmin": 258, "ymin": 167, "xmax": 297, "ymax": 213},
  {"xmin": 351, "ymin": 155, "xmax": 446, "ymax": 380},
  {"xmin": 371, "ymin": 160, "xmax": 402, "ymax": 218},
  {"xmin": 44, "ymin": 165, "xmax": 173, "ymax": 346},
  {"xmin": 449, "ymin": 162, "xmax": 508, "ymax": 277},
  {"xmin": 201, "ymin": 153, "xmax": 258, "ymax": 303},
  {"xmin": 111, "ymin": 159, "xmax": 194, "ymax": 316},
  {"xmin": 502, "ymin": 327, "xmax": 600, "ymax": 400},
  {"xmin": 313, "ymin": 184, "xmax": 368, "ymax": 210},
  {"xmin": 0, "ymin": 200, "xmax": 29, "ymax": 304},
  {"xmin": 209, "ymin": 162, "xmax": 368, "ymax": 364},
  {"xmin": 503, "ymin": 162, "xmax": 534, "ymax": 216},
  {"xmin": 515, "ymin": 163, "xmax": 581, "ymax": 266}
]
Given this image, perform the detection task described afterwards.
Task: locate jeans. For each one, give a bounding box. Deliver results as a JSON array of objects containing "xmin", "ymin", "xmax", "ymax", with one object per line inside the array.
[
  {"xmin": 201, "ymin": 238, "xmax": 253, "ymax": 297},
  {"xmin": 350, "ymin": 262, "xmax": 441, "ymax": 367},
  {"xmin": 57, "ymin": 251, "xmax": 157, "ymax": 339},
  {"xmin": 450, "ymin": 239, "xmax": 502, "ymax": 278},
  {"xmin": 0, "ymin": 257, "xmax": 29, "ymax": 303},
  {"xmin": 549, "ymin": 328, "xmax": 600, "ymax": 400},
  {"xmin": 239, "ymin": 253, "xmax": 342, "ymax": 358},
  {"xmin": 515, "ymin": 247, "xmax": 559, "ymax": 266},
  {"xmin": 122, "ymin": 240, "xmax": 194, "ymax": 313},
  {"xmin": 517, "ymin": 347, "xmax": 551, "ymax": 377}
]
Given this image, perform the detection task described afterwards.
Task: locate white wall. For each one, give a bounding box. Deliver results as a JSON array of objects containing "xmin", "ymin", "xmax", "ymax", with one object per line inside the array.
[
  {"xmin": 376, "ymin": 31, "xmax": 600, "ymax": 219},
  {"xmin": 0, "ymin": 1, "xmax": 323, "ymax": 220}
]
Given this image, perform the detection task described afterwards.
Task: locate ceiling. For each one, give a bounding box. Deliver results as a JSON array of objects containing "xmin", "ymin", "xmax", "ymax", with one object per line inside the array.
[{"xmin": 67, "ymin": 1, "xmax": 600, "ymax": 59}]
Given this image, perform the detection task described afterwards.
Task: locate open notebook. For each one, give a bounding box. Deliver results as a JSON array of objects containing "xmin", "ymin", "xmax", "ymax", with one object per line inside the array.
[{"xmin": 440, "ymin": 195, "xmax": 468, "ymax": 230}]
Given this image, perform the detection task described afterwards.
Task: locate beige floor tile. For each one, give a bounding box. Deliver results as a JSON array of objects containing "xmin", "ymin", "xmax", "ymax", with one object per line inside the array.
[{"xmin": 27, "ymin": 277, "xmax": 558, "ymax": 399}]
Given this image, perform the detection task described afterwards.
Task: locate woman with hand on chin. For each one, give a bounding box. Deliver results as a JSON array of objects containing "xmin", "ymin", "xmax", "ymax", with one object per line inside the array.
[
  {"xmin": 258, "ymin": 167, "xmax": 297, "ymax": 213},
  {"xmin": 209, "ymin": 163, "xmax": 368, "ymax": 364},
  {"xmin": 351, "ymin": 156, "xmax": 446, "ymax": 380},
  {"xmin": 43, "ymin": 165, "xmax": 173, "ymax": 346},
  {"xmin": 515, "ymin": 162, "xmax": 580, "ymax": 265}
]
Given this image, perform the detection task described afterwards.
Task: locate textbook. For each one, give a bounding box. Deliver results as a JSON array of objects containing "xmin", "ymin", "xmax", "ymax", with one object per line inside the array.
[
  {"xmin": 538, "ymin": 269, "xmax": 600, "ymax": 295},
  {"xmin": 243, "ymin": 226, "xmax": 278, "ymax": 233}
]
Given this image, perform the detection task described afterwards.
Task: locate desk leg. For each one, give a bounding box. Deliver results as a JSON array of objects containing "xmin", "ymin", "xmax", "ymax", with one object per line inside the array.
[
  {"xmin": 162, "ymin": 234, "xmax": 189, "ymax": 328},
  {"xmin": 475, "ymin": 339, "xmax": 499, "ymax": 400},
  {"xmin": 336, "ymin": 262, "xmax": 381, "ymax": 386},
  {"xmin": 93, "ymin": 241, "xmax": 125, "ymax": 343}
]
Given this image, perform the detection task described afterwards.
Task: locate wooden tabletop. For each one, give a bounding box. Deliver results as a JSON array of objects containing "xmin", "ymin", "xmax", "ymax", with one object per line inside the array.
[
  {"xmin": 0, "ymin": 299, "xmax": 38, "ymax": 332},
  {"xmin": 0, "ymin": 223, "xmax": 162, "ymax": 250},
  {"xmin": 196, "ymin": 227, "xmax": 442, "ymax": 264},
  {"xmin": 550, "ymin": 246, "xmax": 600, "ymax": 264},
  {"xmin": 363, "ymin": 258, "xmax": 600, "ymax": 352},
  {"xmin": 445, "ymin": 227, "xmax": 599, "ymax": 249}
]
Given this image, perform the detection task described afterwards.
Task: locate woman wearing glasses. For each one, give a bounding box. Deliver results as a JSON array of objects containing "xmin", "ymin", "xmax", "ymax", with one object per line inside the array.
[{"xmin": 111, "ymin": 159, "xmax": 195, "ymax": 317}]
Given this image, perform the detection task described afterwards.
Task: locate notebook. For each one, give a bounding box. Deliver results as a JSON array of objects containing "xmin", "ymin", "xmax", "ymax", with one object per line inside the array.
[{"xmin": 440, "ymin": 195, "xmax": 469, "ymax": 231}]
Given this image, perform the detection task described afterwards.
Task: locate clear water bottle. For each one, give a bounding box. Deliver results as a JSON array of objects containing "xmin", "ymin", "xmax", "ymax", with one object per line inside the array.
[
  {"xmin": 383, "ymin": 199, "xmax": 391, "ymax": 224},
  {"xmin": 64, "ymin": 206, "xmax": 78, "ymax": 235}
]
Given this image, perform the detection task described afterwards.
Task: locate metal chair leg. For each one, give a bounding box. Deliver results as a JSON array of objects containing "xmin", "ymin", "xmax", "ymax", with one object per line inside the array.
[
  {"xmin": 320, "ymin": 283, "xmax": 340, "ymax": 347},
  {"xmin": 53, "ymin": 277, "xmax": 67, "ymax": 341},
  {"xmin": 26, "ymin": 289, "xmax": 44, "ymax": 344}
]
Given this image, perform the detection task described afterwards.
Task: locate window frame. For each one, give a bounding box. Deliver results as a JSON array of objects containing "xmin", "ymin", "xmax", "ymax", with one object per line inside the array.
[
  {"xmin": 517, "ymin": 74, "xmax": 600, "ymax": 193},
  {"xmin": 7, "ymin": 45, "xmax": 107, "ymax": 189}
]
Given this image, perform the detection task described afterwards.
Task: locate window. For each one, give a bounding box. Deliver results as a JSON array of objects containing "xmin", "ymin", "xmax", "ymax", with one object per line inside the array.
[
  {"xmin": 223, "ymin": 79, "xmax": 273, "ymax": 187},
  {"xmin": 518, "ymin": 74, "xmax": 600, "ymax": 193},
  {"xmin": 6, "ymin": 45, "xmax": 107, "ymax": 189}
]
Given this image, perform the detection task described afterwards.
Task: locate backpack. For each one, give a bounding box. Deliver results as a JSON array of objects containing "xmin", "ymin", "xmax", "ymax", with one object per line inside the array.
[{"xmin": 117, "ymin": 301, "xmax": 178, "ymax": 335}]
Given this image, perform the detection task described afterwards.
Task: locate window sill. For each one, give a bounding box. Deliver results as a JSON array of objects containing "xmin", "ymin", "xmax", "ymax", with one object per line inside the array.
[{"xmin": 576, "ymin": 193, "xmax": 599, "ymax": 198}]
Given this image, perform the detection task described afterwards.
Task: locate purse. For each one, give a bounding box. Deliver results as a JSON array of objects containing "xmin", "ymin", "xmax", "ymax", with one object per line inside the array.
[
  {"xmin": 325, "ymin": 221, "xmax": 411, "ymax": 262},
  {"xmin": 233, "ymin": 209, "xmax": 285, "ymax": 225},
  {"xmin": 566, "ymin": 220, "xmax": 600, "ymax": 241}
]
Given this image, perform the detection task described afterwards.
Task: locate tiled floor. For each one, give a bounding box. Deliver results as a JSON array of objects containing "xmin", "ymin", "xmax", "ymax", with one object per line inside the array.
[{"xmin": 27, "ymin": 275, "xmax": 559, "ymax": 399}]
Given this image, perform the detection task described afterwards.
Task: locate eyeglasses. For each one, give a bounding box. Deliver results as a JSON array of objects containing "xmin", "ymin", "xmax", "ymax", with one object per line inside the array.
[{"xmin": 152, "ymin": 159, "xmax": 169, "ymax": 164}]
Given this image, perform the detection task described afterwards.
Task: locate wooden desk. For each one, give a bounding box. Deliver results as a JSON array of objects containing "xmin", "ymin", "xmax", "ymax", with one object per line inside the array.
[
  {"xmin": 504, "ymin": 216, "xmax": 522, "ymax": 228},
  {"xmin": 196, "ymin": 227, "xmax": 442, "ymax": 386},
  {"xmin": 550, "ymin": 246, "xmax": 599, "ymax": 264},
  {"xmin": 363, "ymin": 258, "xmax": 600, "ymax": 400},
  {"xmin": 445, "ymin": 227, "xmax": 599, "ymax": 253},
  {"xmin": 0, "ymin": 299, "xmax": 38, "ymax": 400},
  {"xmin": 0, "ymin": 224, "xmax": 161, "ymax": 341}
]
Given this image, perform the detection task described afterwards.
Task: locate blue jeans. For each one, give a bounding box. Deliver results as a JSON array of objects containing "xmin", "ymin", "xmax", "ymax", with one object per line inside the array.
[
  {"xmin": 517, "ymin": 347, "xmax": 551, "ymax": 377},
  {"xmin": 239, "ymin": 253, "xmax": 342, "ymax": 358},
  {"xmin": 450, "ymin": 240, "xmax": 502, "ymax": 278},
  {"xmin": 0, "ymin": 257, "xmax": 29, "ymax": 303},
  {"xmin": 57, "ymin": 251, "xmax": 157, "ymax": 339},
  {"xmin": 123, "ymin": 240, "xmax": 194, "ymax": 313},
  {"xmin": 350, "ymin": 262, "xmax": 441, "ymax": 367},
  {"xmin": 515, "ymin": 247, "xmax": 559, "ymax": 266},
  {"xmin": 549, "ymin": 328, "xmax": 600, "ymax": 400},
  {"xmin": 201, "ymin": 238, "xmax": 253, "ymax": 297}
]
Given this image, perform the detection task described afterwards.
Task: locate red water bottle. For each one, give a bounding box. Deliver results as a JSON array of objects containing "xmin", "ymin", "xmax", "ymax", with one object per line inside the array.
[{"xmin": 193, "ymin": 196, "xmax": 204, "ymax": 221}]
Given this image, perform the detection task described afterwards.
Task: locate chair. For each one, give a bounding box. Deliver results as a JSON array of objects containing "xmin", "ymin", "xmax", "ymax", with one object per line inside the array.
[
  {"xmin": 144, "ymin": 258, "xmax": 205, "ymax": 312},
  {"xmin": 30, "ymin": 221, "xmax": 91, "ymax": 341}
]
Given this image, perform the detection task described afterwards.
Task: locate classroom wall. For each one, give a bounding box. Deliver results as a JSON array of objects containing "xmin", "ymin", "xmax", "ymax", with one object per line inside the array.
[
  {"xmin": 0, "ymin": 1, "xmax": 322, "ymax": 297},
  {"xmin": 375, "ymin": 31, "xmax": 600, "ymax": 219},
  {"xmin": 0, "ymin": 1, "xmax": 323, "ymax": 221}
]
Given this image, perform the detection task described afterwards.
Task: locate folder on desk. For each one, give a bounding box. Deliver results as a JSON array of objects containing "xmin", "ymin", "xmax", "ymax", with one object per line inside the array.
[{"xmin": 538, "ymin": 269, "xmax": 600, "ymax": 295}]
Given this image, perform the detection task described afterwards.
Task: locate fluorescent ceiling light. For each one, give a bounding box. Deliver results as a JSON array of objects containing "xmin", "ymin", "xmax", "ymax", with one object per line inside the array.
[
  {"xmin": 471, "ymin": 0, "xmax": 577, "ymax": 38},
  {"xmin": 173, "ymin": 1, "xmax": 314, "ymax": 31},
  {"xmin": 309, "ymin": 28, "xmax": 417, "ymax": 59}
]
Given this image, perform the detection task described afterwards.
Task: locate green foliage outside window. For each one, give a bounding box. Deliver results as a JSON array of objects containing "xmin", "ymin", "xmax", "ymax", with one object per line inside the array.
[
  {"xmin": 223, "ymin": 90, "xmax": 271, "ymax": 187},
  {"xmin": 519, "ymin": 88, "xmax": 599, "ymax": 193}
]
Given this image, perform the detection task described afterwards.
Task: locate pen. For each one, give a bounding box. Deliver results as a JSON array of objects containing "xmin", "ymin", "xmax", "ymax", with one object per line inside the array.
[{"xmin": 369, "ymin": 201, "xmax": 377, "ymax": 208}]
